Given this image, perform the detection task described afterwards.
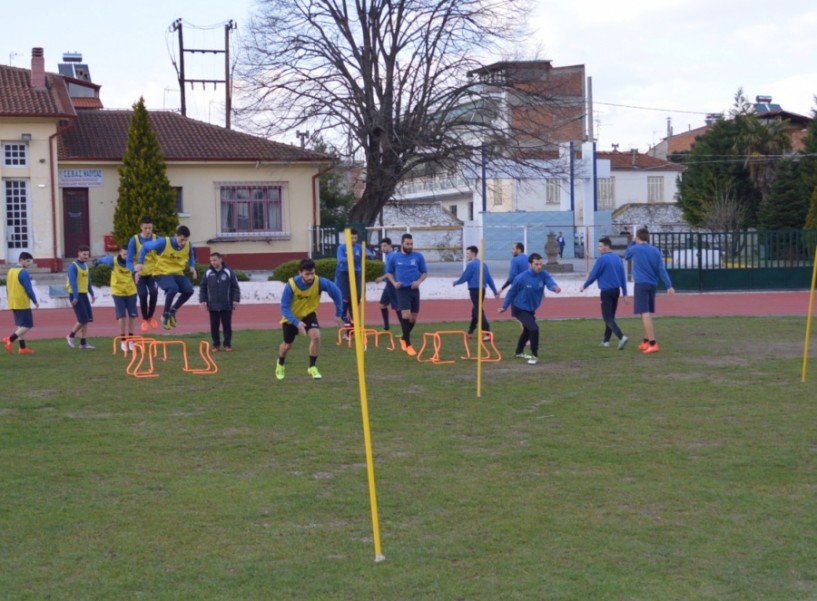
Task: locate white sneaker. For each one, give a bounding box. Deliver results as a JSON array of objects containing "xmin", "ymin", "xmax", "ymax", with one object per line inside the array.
[
  {"xmin": 120, "ymin": 341, "xmax": 128, "ymax": 352},
  {"xmin": 599, "ymin": 341, "xmax": 610, "ymax": 348},
  {"xmin": 527, "ymin": 357, "xmax": 538, "ymax": 365},
  {"xmin": 617, "ymin": 336, "xmax": 629, "ymax": 350}
]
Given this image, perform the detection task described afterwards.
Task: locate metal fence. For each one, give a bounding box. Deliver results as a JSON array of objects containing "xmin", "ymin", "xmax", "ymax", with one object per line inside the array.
[{"xmin": 651, "ymin": 229, "xmax": 817, "ymax": 291}]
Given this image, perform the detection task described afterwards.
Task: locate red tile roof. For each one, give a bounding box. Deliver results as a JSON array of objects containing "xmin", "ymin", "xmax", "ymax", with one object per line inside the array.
[
  {"xmin": 58, "ymin": 110, "xmax": 331, "ymax": 163},
  {"xmin": 596, "ymin": 150, "xmax": 685, "ymax": 172},
  {"xmin": 0, "ymin": 64, "xmax": 76, "ymax": 118}
]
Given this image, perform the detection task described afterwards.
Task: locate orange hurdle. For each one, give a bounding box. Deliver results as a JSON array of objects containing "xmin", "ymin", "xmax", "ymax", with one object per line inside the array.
[
  {"xmin": 126, "ymin": 339, "xmax": 218, "ymax": 378},
  {"xmin": 416, "ymin": 330, "xmax": 503, "ymax": 364},
  {"xmin": 336, "ymin": 327, "xmax": 396, "ymax": 350}
]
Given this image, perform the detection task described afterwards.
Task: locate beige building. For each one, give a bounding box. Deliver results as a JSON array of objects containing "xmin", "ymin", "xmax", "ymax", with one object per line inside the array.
[{"xmin": 0, "ymin": 48, "xmax": 331, "ymax": 273}]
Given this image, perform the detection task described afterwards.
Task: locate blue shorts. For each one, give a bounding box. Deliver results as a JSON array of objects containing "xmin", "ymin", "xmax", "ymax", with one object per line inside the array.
[
  {"xmin": 13, "ymin": 309, "xmax": 34, "ymax": 329},
  {"xmin": 71, "ymin": 293, "xmax": 94, "ymax": 324},
  {"xmin": 633, "ymin": 283, "xmax": 657, "ymax": 314},
  {"xmin": 113, "ymin": 295, "xmax": 138, "ymax": 320},
  {"xmin": 379, "ymin": 282, "xmax": 397, "ymax": 309},
  {"xmin": 395, "ymin": 287, "xmax": 420, "ymax": 313}
]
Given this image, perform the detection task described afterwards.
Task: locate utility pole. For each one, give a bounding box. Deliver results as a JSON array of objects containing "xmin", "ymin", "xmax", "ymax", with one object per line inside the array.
[{"xmin": 172, "ymin": 19, "xmax": 237, "ymax": 128}]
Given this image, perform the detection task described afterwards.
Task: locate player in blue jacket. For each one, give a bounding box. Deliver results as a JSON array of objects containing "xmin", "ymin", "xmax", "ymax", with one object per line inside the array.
[
  {"xmin": 500, "ymin": 242, "xmax": 528, "ymax": 291},
  {"xmin": 580, "ymin": 236, "xmax": 629, "ymax": 350},
  {"xmin": 453, "ymin": 245, "xmax": 499, "ymax": 339},
  {"xmin": 334, "ymin": 228, "xmax": 375, "ymax": 325},
  {"xmin": 623, "ymin": 228, "xmax": 675, "ymax": 354},
  {"xmin": 498, "ymin": 253, "xmax": 561, "ymax": 365}
]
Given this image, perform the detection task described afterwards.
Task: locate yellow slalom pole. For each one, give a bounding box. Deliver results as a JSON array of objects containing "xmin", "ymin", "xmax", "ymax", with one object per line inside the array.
[
  {"xmin": 800, "ymin": 245, "xmax": 817, "ymax": 382},
  {"xmin": 476, "ymin": 239, "xmax": 485, "ymax": 397},
  {"xmin": 344, "ymin": 229, "xmax": 385, "ymax": 562}
]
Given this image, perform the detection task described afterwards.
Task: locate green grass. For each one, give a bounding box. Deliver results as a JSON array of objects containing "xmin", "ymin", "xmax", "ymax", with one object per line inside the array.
[{"xmin": 2, "ymin": 316, "xmax": 816, "ymax": 600}]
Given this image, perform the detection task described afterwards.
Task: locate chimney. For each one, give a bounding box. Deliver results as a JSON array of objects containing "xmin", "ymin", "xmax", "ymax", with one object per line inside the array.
[
  {"xmin": 30, "ymin": 47, "xmax": 46, "ymax": 89},
  {"xmin": 631, "ymin": 148, "xmax": 638, "ymax": 167}
]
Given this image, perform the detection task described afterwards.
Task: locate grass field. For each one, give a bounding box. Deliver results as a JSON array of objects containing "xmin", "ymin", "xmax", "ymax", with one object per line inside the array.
[{"xmin": 2, "ymin": 316, "xmax": 816, "ymax": 600}]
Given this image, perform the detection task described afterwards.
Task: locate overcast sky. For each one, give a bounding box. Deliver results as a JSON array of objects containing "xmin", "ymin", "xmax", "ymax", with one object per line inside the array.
[{"xmin": 5, "ymin": 0, "xmax": 816, "ymax": 152}]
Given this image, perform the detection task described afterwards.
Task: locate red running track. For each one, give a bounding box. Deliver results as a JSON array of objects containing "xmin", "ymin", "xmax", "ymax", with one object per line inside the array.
[{"xmin": 9, "ymin": 290, "xmax": 814, "ymax": 342}]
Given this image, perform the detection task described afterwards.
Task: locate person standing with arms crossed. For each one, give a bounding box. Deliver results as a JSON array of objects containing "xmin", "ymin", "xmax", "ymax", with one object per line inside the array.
[
  {"xmin": 623, "ymin": 227, "xmax": 675, "ymax": 354},
  {"xmin": 66, "ymin": 245, "xmax": 96, "ymax": 349},
  {"xmin": 126, "ymin": 216, "xmax": 160, "ymax": 331},
  {"xmin": 199, "ymin": 252, "xmax": 241, "ymax": 352},
  {"xmin": 580, "ymin": 237, "xmax": 629, "ymax": 350},
  {"xmin": 3, "ymin": 252, "xmax": 39, "ymax": 355},
  {"xmin": 498, "ymin": 253, "xmax": 561, "ymax": 365},
  {"xmin": 386, "ymin": 233, "xmax": 428, "ymax": 356},
  {"xmin": 276, "ymin": 258, "xmax": 344, "ymax": 380},
  {"xmin": 453, "ymin": 245, "xmax": 499, "ymax": 340},
  {"xmin": 136, "ymin": 225, "xmax": 197, "ymax": 330}
]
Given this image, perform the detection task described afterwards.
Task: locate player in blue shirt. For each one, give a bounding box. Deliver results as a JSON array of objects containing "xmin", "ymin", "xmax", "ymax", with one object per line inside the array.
[
  {"xmin": 386, "ymin": 233, "xmax": 428, "ymax": 356},
  {"xmin": 373, "ymin": 238, "xmax": 399, "ymax": 330},
  {"xmin": 500, "ymin": 242, "xmax": 528, "ymax": 292},
  {"xmin": 499, "ymin": 253, "xmax": 561, "ymax": 365},
  {"xmin": 453, "ymin": 245, "xmax": 499, "ymax": 339},
  {"xmin": 334, "ymin": 228, "xmax": 374, "ymax": 325},
  {"xmin": 623, "ymin": 228, "xmax": 675, "ymax": 354},
  {"xmin": 580, "ymin": 236, "xmax": 629, "ymax": 350}
]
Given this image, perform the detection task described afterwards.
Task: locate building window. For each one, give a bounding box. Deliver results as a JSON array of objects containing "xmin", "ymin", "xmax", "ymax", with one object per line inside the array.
[
  {"xmin": 4, "ymin": 180, "xmax": 30, "ymax": 249},
  {"xmin": 597, "ymin": 177, "xmax": 615, "ymax": 210},
  {"xmin": 545, "ymin": 179, "xmax": 561, "ymax": 205},
  {"xmin": 219, "ymin": 183, "xmax": 288, "ymax": 237},
  {"xmin": 468, "ymin": 201, "xmax": 474, "ymax": 221},
  {"xmin": 173, "ymin": 187, "xmax": 185, "ymax": 214},
  {"xmin": 449, "ymin": 204, "xmax": 458, "ymax": 217},
  {"xmin": 647, "ymin": 176, "xmax": 664, "ymax": 203},
  {"xmin": 3, "ymin": 143, "xmax": 28, "ymax": 167}
]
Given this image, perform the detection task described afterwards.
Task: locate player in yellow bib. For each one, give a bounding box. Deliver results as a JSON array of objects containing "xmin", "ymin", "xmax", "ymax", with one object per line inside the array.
[
  {"xmin": 276, "ymin": 258, "xmax": 344, "ymax": 380},
  {"xmin": 126, "ymin": 216, "xmax": 160, "ymax": 331},
  {"xmin": 66, "ymin": 245, "xmax": 97, "ymax": 349},
  {"xmin": 97, "ymin": 245, "xmax": 139, "ymax": 351},
  {"xmin": 136, "ymin": 225, "xmax": 197, "ymax": 330},
  {"xmin": 3, "ymin": 252, "xmax": 40, "ymax": 354}
]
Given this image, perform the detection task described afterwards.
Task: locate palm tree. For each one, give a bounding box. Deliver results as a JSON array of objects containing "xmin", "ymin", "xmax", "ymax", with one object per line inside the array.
[{"xmin": 733, "ymin": 112, "xmax": 792, "ymax": 203}]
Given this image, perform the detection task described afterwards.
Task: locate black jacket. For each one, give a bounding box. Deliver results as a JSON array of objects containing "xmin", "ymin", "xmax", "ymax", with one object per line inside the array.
[{"xmin": 199, "ymin": 264, "xmax": 240, "ymax": 311}]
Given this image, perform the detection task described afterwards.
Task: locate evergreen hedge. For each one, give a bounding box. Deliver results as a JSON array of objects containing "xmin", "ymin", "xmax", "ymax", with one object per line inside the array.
[{"xmin": 269, "ymin": 258, "xmax": 385, "ymax": 283}]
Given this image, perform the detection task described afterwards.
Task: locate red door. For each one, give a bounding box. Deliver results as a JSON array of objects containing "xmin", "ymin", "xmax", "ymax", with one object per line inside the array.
[{"xmin": 63, "ymin": 188, "xmax": 89, "ymax": 258}]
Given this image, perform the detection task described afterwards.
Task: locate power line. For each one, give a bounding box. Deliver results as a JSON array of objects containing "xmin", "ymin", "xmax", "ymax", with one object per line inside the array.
[{"xmin": 594, "ymin": 101, "xmax": 714, "ymax": 116}]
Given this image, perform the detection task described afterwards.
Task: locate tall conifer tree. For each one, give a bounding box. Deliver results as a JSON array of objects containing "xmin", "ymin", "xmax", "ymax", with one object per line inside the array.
[{"xmin": 113, "ymin": 97, "xmax": 178, "ymax": 244}]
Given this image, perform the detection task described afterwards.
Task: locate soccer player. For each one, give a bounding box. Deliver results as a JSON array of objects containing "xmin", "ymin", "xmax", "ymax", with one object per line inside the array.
[
  {"xmin": 623, "ymin": 227, "xmax": 676, "ymax": 354},
  {"xmin": 66, "ymin": 245, "xmax": 96, "ymax": 349},
  {"xmin": 500, "ymin": 242, "xmax": 528, "ymax": 292},
  {"xmin": 386, "ymin": 233, "xmax": 428, "ymax": 356},
  {"xmin": 97, "ymin": 246, "xmax": 139, "ymax": 352},
  {"xmin": 126, "ymin": 216, "xmax": 159, "ymax": 331},
  {"xmin": 334, "ymin": 228, "xmax": 374, "ymax": 325},
  {"xmin": 276, "ymin": 258, "xmax": 344, "ymax": 380},
  {"xmin": 498, "ymin": 253, "xmax": 561, "ymax": 365},
  {"xmin": 3, "ymin": 252, "xmax": 39, "ymax": 354},
  {"xmin": 374, "ymin": 237, "xmax": 399, "ymax": 330},
  {"xmin": 580, "ymin": 237, "xmax": 629, "ymax": 350},
  {"xmin": 453, "ymin": 245, "xmax": 499, "ymax": 339},
  {"xmin": 136, "ymin": 225, "xmax": 197, "ymax": 330}
]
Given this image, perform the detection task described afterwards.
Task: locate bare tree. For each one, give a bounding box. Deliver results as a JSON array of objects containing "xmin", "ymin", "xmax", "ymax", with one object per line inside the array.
[{"xmin": 236, "ymin": 0, "xmax": 579, "ymax": 226}]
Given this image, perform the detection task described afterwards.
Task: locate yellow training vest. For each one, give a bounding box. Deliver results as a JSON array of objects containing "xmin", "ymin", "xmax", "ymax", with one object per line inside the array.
[
  {"xmin": 154, "ymin": 236, "xmax": 191, "ymax": 275},
  {"xmin": 133, "ymin": 233, "xmax": 158, "ymax": 275},
  {"xmin": 7, "ymin": 267, "xmax": 32, "ymax": 310},
  {"xmin": 66, "ymin": 261, "xmax": 90, "ymax": 294},
  {"xmin": 281, "ymin": 276, "xmax": 321, "ymax": 324},
  {"xmin": 111, "ymin": 258, "xmax": 137, "ymax": 296}
]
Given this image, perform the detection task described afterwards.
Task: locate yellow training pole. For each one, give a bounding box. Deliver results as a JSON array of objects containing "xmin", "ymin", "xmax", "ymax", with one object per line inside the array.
[
  {"xmin": 344, "ymin": 229, "xmax": 385, "ymax": 562},
  {"xmin": 476, "ymin": 239, "xmax": 485, "ymax": 397},
  {"xmin": 801, "ymin": 245, "xmax": 817, "ymax": 382},
  {"xmin": 360, "ymin": 241, "xmax": 367, "ymax": 328}
]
